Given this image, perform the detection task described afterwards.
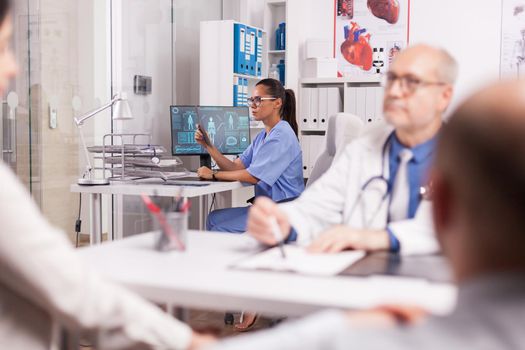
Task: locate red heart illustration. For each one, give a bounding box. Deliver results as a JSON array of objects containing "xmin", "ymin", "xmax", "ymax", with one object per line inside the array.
[
  {"xmin": 367, "ymin": 0, "xmax": 400, "ymax": 24},
  {"xmin": 340, "ymin": 22, "xmax": 373, "ymax": 71}
]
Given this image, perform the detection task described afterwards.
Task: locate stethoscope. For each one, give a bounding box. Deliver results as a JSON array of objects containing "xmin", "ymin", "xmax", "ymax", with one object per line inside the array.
[{"xmin": 347, "ymin": 131, "xmax": 431, "ymax": 227}]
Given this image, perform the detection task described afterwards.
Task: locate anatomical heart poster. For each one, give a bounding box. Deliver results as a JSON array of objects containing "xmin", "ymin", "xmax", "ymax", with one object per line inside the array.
[
  {"xmin": 335, "ymin": 0, "xmax": 410, "ymax": 77},
  {"xmin": 500, "ymin": 0, "xmax": 525, "ymax": 78}
]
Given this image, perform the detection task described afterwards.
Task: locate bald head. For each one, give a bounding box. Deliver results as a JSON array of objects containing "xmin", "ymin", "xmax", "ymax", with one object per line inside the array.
[
  {"xmin": 395, "ymin": 44, "xmax": 458, "ymax": 85},
  {"xmin": 434, "ymin": 80, "xmax": 525, "ymax": 278}
]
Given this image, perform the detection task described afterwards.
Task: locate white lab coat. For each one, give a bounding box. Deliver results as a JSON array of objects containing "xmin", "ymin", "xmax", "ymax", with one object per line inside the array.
[
  {"xmin": 280, "ymin": 124, "xmax": 439, "ymax": 255},
  {"xmin": 0, "ymin": 162, "xmax": 192, "ymax": 349}
]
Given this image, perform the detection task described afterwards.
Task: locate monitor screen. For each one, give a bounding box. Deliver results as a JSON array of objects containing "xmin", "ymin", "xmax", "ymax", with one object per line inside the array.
[{"xmin": 171, "ymin": 105, "xmax": 251, "ymax": 155}]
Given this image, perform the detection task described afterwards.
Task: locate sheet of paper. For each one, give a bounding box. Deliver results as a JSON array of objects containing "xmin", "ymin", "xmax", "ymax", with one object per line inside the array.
[{"xmin": 233, "ymin": 246, "xmax": 366, "ymax": 276}]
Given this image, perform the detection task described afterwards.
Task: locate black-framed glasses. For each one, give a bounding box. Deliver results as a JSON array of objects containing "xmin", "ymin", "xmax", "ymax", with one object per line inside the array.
[
  {"xmin": 381, "ymin": 72, "xmax": 447, "ymax": 95},
  {"xmin": 247, "ymin": 96, "xmax": 277, "ymax": 107}
]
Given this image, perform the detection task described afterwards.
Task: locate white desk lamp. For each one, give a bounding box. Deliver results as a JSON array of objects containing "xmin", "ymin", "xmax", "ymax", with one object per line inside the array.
[{"xmin": 74, "ymin": 93, "xmax": 133, "ymax": 185}]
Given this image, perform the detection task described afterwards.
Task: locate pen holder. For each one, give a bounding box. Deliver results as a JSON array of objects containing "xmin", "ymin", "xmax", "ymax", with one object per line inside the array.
[{"xmin": 154, "ymin": 211, "xmax": 188, "ymax": 252}]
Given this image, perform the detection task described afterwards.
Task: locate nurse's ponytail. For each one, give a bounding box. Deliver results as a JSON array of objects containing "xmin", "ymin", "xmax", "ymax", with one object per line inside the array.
[{"xmin": 256, "ymin": 78, "xmax": 299, "ymax": 137}]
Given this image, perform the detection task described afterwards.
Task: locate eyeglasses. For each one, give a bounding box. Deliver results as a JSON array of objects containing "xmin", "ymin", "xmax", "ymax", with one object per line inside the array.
[
  {"xmin": 381, "ymin": 72, "xmax": 447, "ymax": 95},
  {"xmin": 247, "ymin": 96, "xmax": 277, "ymax": 107}
]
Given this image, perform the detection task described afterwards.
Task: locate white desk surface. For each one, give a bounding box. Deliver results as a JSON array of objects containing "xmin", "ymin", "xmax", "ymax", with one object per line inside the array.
[
  {"xmin": 79, "ymin": 231, "xmax": 457, "ymax": 317},
  {"xmin": 70, "ymin": 180, "xmax": 244, "ymax": 198}
]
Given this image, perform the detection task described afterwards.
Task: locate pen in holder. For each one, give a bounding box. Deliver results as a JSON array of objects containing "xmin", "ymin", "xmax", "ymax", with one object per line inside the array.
[{"xmin": 141, "ymin": 194, "xmax": 190, "ymax": 252}]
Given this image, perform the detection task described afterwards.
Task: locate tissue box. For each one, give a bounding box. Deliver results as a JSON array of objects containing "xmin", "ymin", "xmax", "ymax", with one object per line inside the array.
[
  {"xmin": 303, "ymin": 58, "xmax": 337, "ymax": 78},
  {"xmin": 305, "ymin": 39, "xmax": 332, "ymax": 59}
]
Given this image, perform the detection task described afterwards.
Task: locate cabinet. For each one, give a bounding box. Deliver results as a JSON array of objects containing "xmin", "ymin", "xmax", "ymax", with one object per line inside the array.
[{"xmin": 299, "ymin": 77, "xmax": 383, "ymax": 178}]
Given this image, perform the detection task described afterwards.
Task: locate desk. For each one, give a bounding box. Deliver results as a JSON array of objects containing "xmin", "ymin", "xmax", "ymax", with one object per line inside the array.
[
  {"xmin": 79, "ymin": 231, "xmax": 457, "ymax": 318},
  {"xmin": 71, "ymin": 181, "xmax": 244, "ymax": 244}
]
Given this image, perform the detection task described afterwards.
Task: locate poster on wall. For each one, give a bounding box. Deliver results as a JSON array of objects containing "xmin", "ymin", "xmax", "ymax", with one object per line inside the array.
[
  {"xmin": 334, "ymin": 0, "xmax": 410, "ymax": 77},
  {"xmin": 500, "ymin": 1, "xmax": 525, "ymax": 78}
]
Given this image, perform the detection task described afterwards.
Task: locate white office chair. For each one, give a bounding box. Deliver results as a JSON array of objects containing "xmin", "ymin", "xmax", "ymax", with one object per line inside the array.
[{"xmin": 306, "ymin": 113, "xmax": 364, "ymax": 187}]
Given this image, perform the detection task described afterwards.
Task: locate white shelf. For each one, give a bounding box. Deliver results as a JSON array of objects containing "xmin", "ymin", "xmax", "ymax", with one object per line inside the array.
[
  {"xmin": 268, "ymin": 50, "xmax": 286, "ymax": 54},
  {"xmin": 301, "ymin": 76, "xmax": 383, "ymax": 84},
  {"xmin": 234, "ymin": 73, "xmax": 263, "ymax": 80}
]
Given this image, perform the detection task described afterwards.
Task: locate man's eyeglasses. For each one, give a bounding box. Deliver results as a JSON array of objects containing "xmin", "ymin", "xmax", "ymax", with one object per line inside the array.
[
  {"xmin": 381, "ymin": 72, "xmax": 447, "ymax": 95},
  {"xmin": 247, "ymin": 96, "xmax": 277, "ymax": 107}
]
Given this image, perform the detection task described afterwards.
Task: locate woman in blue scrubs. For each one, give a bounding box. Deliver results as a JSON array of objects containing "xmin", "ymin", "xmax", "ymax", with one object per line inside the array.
[{"xmin": 196, "ymin": 78, "xmax": 304, "ymax": 233}]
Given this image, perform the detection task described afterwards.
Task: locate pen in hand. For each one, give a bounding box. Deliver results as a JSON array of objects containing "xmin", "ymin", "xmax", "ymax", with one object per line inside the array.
[{"xmin": 269, "ymin": 216, "xmax": 286, "ymax": 259}]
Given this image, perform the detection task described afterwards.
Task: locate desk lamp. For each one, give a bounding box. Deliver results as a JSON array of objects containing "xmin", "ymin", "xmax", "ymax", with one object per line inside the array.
[{"xmin": 74, "ymin": 93, "xmax": 133, "ymax": 185}]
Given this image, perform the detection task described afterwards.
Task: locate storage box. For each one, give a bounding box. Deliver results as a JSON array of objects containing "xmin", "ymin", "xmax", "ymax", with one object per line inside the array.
[
  {"xmin": 305, "ymin": 39, "xmax": 332, "ymax": 59},
  {"xmin": 303, "ymin": 58, "xmax": 338, "ymax": 78}
]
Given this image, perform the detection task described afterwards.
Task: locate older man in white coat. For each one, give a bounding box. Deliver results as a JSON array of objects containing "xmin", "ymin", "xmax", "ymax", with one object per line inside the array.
[
  {"xmin": 247, "ymin": 44, "xmax": 457, "ymax": 255},
  {"xmin": 210, "ymin": 79, "xmax": 525, "ymax": 350}
]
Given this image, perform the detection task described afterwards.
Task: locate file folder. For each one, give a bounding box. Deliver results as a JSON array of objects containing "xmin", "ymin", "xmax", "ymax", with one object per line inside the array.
[
  {"xmin": 234, "ymin": 23, "xmax": 247, "ymax": 74},
  {"xmin": 300, "ymin": 135, "xmax": 310, "ymax": 178},
  {"xmin": 247, "ymin": 26, "xmax": 257, "ymax": 76},
  {"xmin": 256, "ymin": 29, "xmax": 263, "ymax": 77},
  {"xmin": 308, "ymin": 88, "xmax": 319, "ymax": 130},
  {"xmin": 242, "ymin": 78, "xmax": 249, "ymax": 106},
  {"xmin": 318, "ymin": 88, "xmax": 328, "ymax": 130},
  {"xmin": 233, "ymin": 76, "xmax": 240, "ymax": 106},
  {"xmin": 300, "ymin": 88, "xmax": 311, "ymax": 130}
]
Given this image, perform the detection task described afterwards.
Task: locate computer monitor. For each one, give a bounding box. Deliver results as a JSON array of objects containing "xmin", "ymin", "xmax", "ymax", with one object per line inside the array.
[{"xmin": 170, "ymin": 105, "xmax": 251, "ymax": 167}]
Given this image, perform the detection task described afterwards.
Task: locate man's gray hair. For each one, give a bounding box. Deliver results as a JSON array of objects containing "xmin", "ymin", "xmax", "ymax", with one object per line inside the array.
[{"xmin": 435, "ymin": 47, "xmax": 458, "ymax": 85}]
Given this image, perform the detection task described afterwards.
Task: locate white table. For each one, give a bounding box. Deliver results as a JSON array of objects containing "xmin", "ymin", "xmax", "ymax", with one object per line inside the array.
[
  {"xmin": 71, "ymin": 181, "xmax": 245, "ymax": 244},
  {"xmin": 79, "ymin": 231, "xmax": 457, "ymax": 317}
]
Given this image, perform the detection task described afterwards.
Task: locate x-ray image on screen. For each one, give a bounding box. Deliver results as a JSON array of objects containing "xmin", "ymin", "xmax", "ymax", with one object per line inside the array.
[{"xmin": 171, "ymin": 106, "xmax": 250, "ymax": 155}]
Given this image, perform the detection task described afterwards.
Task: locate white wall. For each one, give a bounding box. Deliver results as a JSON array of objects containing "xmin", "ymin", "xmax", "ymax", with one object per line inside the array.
[{"xmin": 410, "ymin": 0, "xmax": 502, "ymax": 110}]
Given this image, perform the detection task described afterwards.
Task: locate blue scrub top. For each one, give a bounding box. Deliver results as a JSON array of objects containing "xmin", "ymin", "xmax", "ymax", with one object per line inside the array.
[{"xmin": 239, "ymin": 120, "xmax": 304, "ymax": 202}]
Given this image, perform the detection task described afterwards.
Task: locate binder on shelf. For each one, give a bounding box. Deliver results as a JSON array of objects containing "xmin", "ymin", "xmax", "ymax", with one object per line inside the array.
[
  {"xmin": 355, "ymin": 88, "xmax": 367, "ymax": 124},
  {"xmin": 233, "ymin": 76, "xmax": 240, "ymax": 106},
  {"xmin": 247, "ymin": 26, "xmax": 257, "ymax": 76},
  {"xmin": 242, "ymin": 78, "xmax": 249, "ymax": 106},
  {"xmin": 300, "ymin": 135, "xmax": 310, "ymax": 178},
  {"xmin": 300, "ymin": 88, "xmax": 311, "ymax": 130},
  {"xmin": 344, "ymin": 87, "xmax": 357, "ymax": 115},
  {"xmin": 326, "ymin": 87, "xmax": 342, "ymax": 129},
  {"xmin": 318, "ymin": 88, "xmax": 328, "ymax": 130},
  {"xmin": 365, "ymin": 87, "xmax": 377, "ymax": 124},
  {"xmin": 234, "ymin": 23, "xmax": 247, "ymax": 74},
  {"xmin": 308, "ymin": 135, "xmax": 325, "ymax": 174},
  {"xmin": 308, "ymin": 88, "xmax": 319, "ymax": 130},
  {"xmin": 375, "ymin": 86, "xmax": 384, "ymax": 123},
  {"xmin": 256, "ymin": 29, "xmax": 263, "ymax": 77}
]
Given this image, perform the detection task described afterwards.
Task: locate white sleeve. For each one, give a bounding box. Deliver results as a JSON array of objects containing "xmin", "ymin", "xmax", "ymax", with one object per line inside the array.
[
  {"xmin": 279, "ymin": 144, "xmax": 355, "ymax": 246},
  {"xmin": 209, "ymin": 311, "xmax": 349, "ymax": 350},
  {"xmin": 388, "ymin": 200, "xmax": 440, "ymax": 255},
  {"xmin": 0, "ymin": 163, "xmax": 192, "ymax": 349}
]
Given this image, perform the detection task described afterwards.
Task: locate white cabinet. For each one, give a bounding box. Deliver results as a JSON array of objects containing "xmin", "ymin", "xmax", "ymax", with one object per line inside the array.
[{"xmin": 299, "ymin": 77, "xmax": 383, "ymax": 179}]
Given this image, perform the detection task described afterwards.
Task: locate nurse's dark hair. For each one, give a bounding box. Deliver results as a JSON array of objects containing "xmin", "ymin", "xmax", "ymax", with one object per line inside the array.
[
  {"xmin": 256, "ymin": 78, "xmax": 298, "ymax": 137},
  {"xmin": 0, "ymin": 0, "xmax": 10, "ymax": 24}
]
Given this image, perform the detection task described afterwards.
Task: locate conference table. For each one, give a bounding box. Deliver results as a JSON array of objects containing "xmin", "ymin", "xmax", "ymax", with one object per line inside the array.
[{"xmin": 79, "ymin": 230, "xmax": 457, "ymax": 318}]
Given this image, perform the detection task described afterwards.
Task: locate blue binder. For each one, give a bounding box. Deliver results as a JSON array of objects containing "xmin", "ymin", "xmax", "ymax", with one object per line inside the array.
[
  {"xmin": 243, "ymin": 78, "xmax": 249, "ymax": 106},
  {"xmin": 234, "ymin": 23, "xmax": 247, "ymax": 74},
  {"xmin": 247, "ymin": 26, "xmax": 257, "ymax": 76},
  {"xmin": 256, "ymin": 29, "xmax": 263, "ymax": 77},
  {"xmin": 233, "ymin": 76, "xmax": 239, "ymax": 106}
]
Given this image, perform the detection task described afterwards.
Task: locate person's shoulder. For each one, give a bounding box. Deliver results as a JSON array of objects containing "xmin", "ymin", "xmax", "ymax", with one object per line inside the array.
[
  {"xmin": 355, "ymin": 122, "xmax": 393, "ymax": 149},
  {"xmin": 272, "ymin": 120, "xmax": 296, "ymax": 139}
]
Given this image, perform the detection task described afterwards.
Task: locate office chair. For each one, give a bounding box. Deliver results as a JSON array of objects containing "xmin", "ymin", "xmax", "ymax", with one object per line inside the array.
[{"xmin": 306, "ymin": 113, "xmax": 364, "ymax": 187}]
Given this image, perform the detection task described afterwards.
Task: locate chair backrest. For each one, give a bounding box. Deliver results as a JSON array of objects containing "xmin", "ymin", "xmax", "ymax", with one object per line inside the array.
[{"xmin": 306, "ymin": 113, "xmax": 364, "ymax": 187}]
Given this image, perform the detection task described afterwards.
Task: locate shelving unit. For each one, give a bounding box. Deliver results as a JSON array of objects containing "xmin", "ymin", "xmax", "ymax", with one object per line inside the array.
[
  {"xmin": 200, "ymin": 20, "xmax": 266, "ymax": 129},
  {"xmin": 299, "ymin": 76, "xmax": 384, "ymax": 179},
  {"xmin": 264, "ymin": 0, "xmax": 288, "ymax": 86}
]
